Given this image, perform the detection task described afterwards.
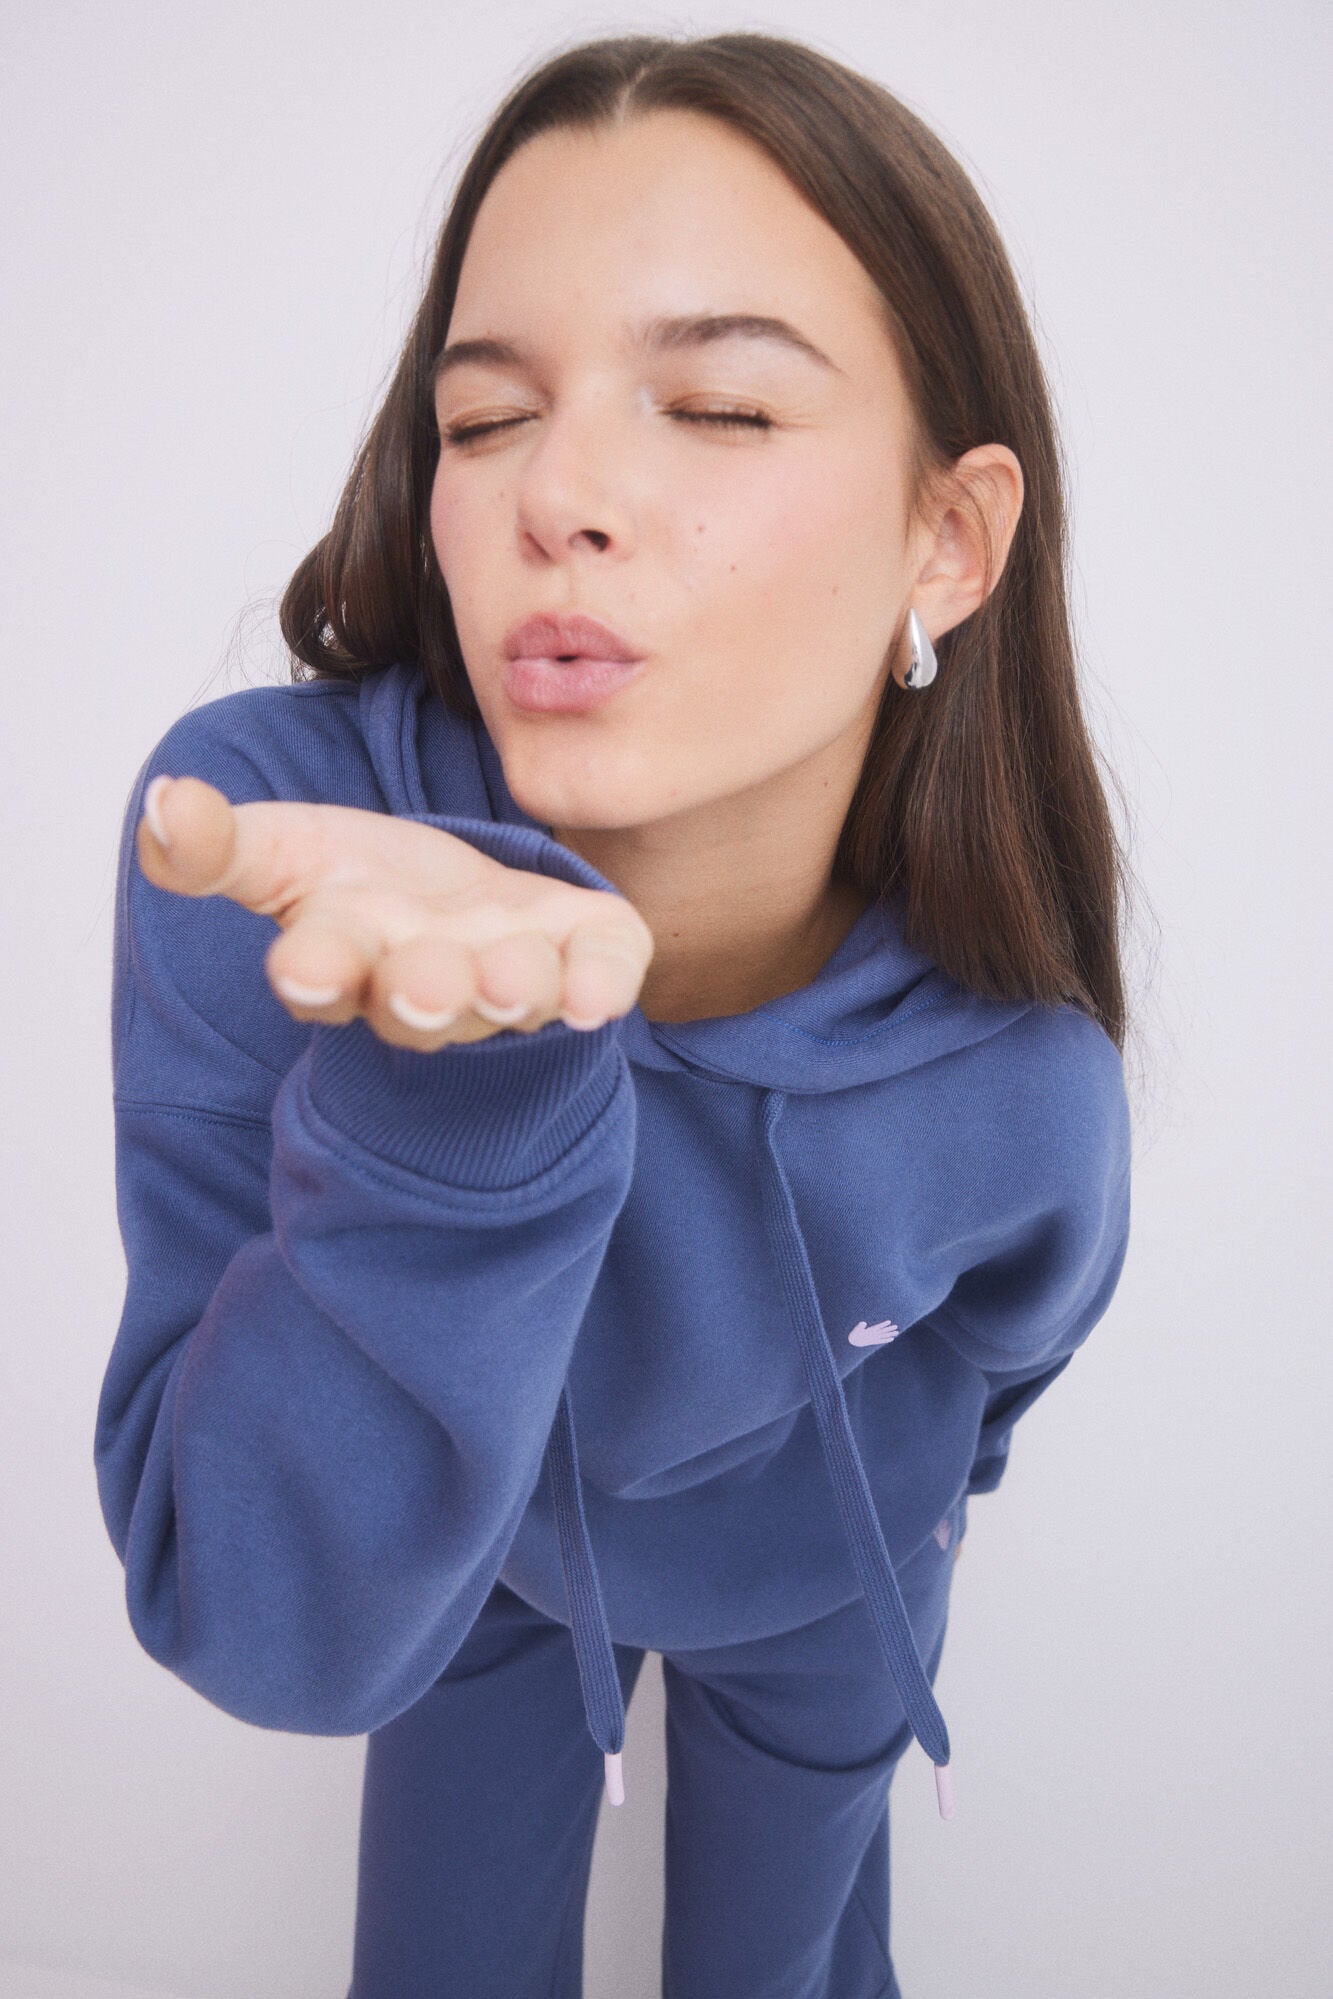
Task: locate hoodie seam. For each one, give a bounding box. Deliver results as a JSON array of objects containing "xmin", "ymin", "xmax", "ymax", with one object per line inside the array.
[
  {"xmin": 932, "ymin": 1296, "xmax": 1090, "ymax": 1368},
  {"xmin": 652, "ymin": 984, "xmax": 962, "ymax": 1066},
  {"xmin": 930, "ymin": 1300, "xmax": 1035, "ymax": 1366},
  {"xmin": 113, "ymin": 1095, "xmax": 273, "ymax": 1133},
  {"xmin": 762, "ymin": 985, "xmax": 968, "ymax": 1047}
]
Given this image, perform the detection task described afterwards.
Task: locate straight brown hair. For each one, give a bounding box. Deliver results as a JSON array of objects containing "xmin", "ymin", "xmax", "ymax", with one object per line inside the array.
[{"xmin": 280, "ymin": 30, "xmax": 1135, "ymax": 1051}]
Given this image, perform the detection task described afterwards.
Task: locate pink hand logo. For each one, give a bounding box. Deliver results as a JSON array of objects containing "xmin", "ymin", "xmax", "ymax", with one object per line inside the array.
[{"xmin": 847, "ymin": 1318, "xmax": 901, "ymax": 1346}]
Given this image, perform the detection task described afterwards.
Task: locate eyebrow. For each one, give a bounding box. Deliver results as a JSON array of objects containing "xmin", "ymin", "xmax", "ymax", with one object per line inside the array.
[{"xmin": 430, "ymin": 312, "xmax": 842, "ymax": 385}]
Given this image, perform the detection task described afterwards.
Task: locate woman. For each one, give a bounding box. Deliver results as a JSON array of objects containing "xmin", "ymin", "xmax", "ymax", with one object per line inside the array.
[{"xmin": 96, "ymin": 31, "xmax": 1135, "ymax": 1999}]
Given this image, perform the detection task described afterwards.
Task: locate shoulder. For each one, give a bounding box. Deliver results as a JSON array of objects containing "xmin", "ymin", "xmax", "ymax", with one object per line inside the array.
[
  {"xmin": 990, "ymin": 1000, "xmax": 1129, "ymax": 1170},
  {"xmin": 143, "ymin": 676, "xmax": 379, "ymax": 809},
  {"xmin": 929, "ymin": 998, "xmax": 1131, "ymax": 1218},
  {"xmin": 112, "ymin": 668, "xmax": 495, "ymax": 1114}
]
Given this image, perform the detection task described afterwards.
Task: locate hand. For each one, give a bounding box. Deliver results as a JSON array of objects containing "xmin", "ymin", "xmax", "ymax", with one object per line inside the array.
[{"xmin": 136, "ymin": 775, "xmax": 655, "ymax": 1051}]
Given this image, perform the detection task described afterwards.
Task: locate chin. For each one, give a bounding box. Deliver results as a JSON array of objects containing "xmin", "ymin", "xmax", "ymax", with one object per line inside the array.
[{"xmin": 498, "ymin": 742, "xmax": 659, "ymax": 833}]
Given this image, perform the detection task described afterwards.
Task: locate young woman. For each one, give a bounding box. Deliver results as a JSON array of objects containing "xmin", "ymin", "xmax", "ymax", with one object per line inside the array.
[{"xmin": 95, "ymin": 31, "xmax": 1134, "ymax": 1999}]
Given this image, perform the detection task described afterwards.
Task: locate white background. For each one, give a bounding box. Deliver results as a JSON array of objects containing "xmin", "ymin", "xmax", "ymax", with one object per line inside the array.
[{"xmin": 3, "ymin": 3, "xmax": 1329, "ymax": 1994}]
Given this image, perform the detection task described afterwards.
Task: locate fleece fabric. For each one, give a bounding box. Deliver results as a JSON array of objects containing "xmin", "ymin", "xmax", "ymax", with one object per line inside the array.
[{"xmin": 95, "ymin": 659, "xmax": 1132, "ymax": 1819}]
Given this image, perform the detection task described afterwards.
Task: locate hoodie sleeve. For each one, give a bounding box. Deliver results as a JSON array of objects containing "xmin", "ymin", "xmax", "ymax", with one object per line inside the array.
[
  {"xmin": 95, "ymin": 731, "xmax": 637, "ymax": 1737},
  {"xmin": 963, "ymin": 1354, "xmax": 1076, "ymax": 1496},
  {"xmin": 928, "ymin": 1007, "xmax": 1133, "ymax": 1493}
]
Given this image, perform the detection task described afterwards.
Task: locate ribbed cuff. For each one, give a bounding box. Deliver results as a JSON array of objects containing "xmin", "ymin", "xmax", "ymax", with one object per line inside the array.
[{"xmin": 303, "ymin": 1011, "xmax": 625, "ymax": 1189}]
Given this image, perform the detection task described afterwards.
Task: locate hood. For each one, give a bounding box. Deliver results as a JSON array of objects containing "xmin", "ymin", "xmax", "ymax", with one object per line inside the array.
[{"xmin": 359, "ymin": 661, "xmax": 1045, "ymax": 1824}]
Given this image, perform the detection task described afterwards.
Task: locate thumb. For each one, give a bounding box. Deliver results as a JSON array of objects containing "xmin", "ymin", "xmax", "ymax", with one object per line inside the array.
[{"xmin": 136, "ymin": 775, "xmax": 246, "ymax": 902}]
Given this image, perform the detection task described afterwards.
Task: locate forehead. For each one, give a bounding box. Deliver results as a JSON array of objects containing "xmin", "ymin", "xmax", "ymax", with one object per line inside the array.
[{"xmin": 450, "ymin": 109, "xmax": 889, "ymax": 355}]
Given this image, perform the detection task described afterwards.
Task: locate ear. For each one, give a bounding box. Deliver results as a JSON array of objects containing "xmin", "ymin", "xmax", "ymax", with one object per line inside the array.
[{"xmin": 910, "ymin": 444, "xmax": 1025, "ymax": 643}]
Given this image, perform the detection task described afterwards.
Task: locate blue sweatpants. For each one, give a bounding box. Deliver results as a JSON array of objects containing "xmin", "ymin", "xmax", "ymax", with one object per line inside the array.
[{"xmin": 348, "ymin": 1490, "xmax": 967, "ymax": 1999}]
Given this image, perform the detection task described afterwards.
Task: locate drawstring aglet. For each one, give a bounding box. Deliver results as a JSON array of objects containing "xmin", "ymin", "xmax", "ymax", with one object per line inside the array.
[
  {"xmin": 934, "ymin": 1761, "xmax": 955, "ymax": 1820},
  {"xmin": 604, "ymin": 1750, "xmax": 625, "ymax": 1807}
]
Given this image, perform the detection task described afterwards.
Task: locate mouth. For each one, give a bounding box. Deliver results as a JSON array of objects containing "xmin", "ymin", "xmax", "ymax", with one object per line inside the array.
[
  {"xmin": 503, "ymin": 609, "xmax": 646, "ymax": 663},
  {"xmin": 502, "ymin": 652, "xmax": 647, "ymax": 715}
]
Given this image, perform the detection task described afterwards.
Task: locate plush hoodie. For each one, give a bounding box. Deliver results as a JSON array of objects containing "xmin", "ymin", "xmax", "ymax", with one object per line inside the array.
[{"xmin": 95, "ymin": 660, "xmax": 1132, "ymax": 1822}]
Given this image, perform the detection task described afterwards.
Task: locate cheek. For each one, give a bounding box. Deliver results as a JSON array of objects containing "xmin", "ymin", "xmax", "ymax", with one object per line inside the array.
[
  {"xmin": 685, "ymin": 459, "xmax": 897, "ymax": 693},
  {"xmin": 429, "ymin": 469, "xmax": 501, "ymax": 652},
  {"xmin": 428, "ymin": 470, "xmax": 463, "ymax": 571}
]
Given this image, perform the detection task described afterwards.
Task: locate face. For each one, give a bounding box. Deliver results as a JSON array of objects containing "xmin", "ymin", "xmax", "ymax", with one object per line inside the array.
[{"xmin": 429, "ymin": 109, "xmax": 925, "ymax": 842}]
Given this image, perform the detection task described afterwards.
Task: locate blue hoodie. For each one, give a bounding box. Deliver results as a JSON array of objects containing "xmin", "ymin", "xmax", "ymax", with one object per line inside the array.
[{"xmin": 95, "ymin": 660, "xmax": 1132, "ymax": 1823}]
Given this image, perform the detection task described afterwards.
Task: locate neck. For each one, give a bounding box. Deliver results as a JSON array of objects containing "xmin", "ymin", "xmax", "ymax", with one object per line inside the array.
[
  {"xmin": 545, "ymin": 701, "xmax": 880, "ymax": 1024},
  {"xmin": 550, "ymin": 821, "xmax": 871, "ymax": 1025}
]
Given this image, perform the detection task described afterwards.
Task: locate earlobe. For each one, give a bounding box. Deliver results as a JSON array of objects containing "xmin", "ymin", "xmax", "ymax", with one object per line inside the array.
[{"xmin": 894, "ymin": 447, "xmax": 1024, "ymax": 686}]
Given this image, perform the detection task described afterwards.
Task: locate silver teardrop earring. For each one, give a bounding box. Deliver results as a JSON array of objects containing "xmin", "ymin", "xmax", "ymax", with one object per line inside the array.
[{"xmin": 899, "ymin": 606, "xmax": 938, "ymax": 689}]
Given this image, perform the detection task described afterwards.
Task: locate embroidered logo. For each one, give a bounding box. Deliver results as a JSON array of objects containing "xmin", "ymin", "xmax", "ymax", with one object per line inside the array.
[{"xmin": 847, "ymin": 1318, "xmax": 901, "ymax": 1347}]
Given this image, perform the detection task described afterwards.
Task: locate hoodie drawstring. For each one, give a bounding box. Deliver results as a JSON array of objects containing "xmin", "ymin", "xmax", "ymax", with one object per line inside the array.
[
  {"xmin": 756, "ymin": 1091, "xmax": 955, "ymax": 1820},
  {"xmin": 541, "ymin": 1086, "xmax": 954, "ymax": 1820},
  {"xmin": 545, "ymin": 1382, "xmax": 628, "ymax": 1808}
]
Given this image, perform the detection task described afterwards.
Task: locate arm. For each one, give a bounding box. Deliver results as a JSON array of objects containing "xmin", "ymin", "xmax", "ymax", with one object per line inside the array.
[
  {"xmin": 964, "ymin": 1354, "xmax": 1076, "ymax": 1497},
  {"xmin": 96, "ymin": 750, "xmax": 636, "ymax": 1737},
  {"xmin": 931, "ymin": 1012, "xmax": 1134, "ymax": 1498}
]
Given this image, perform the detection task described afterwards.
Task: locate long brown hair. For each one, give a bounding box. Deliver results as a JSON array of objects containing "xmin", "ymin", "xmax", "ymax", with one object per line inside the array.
[{"xmin": 280, "ymin": 30, "xmax": 1139, "ymax": 1052}]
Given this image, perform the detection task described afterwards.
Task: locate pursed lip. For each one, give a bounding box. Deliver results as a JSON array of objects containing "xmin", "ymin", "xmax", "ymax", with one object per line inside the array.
[{"xmin": 503, "ymin": 611, "xmax": 646, "ymax": 662}]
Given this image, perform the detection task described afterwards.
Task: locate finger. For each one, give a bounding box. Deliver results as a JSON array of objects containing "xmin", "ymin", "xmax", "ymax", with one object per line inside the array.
[
  {"xmin": 366, "ymin": 932, "xmax": 485, "ymax": 1051},
  {"xmin": 469, "ymin": 929, "xmax": 566, "ymax": 1031},
  {"xmin": 135, "ymin": 777, "xmax": 374, "ymax": 921},
  {"xmin": 136, "ymin": 774, "xmax": 313, "ymax": 916},
  {"xmin": 265, "ymin": 914, "xmax": 381, "ymax": 1026},
  {"xmin": 560, "ymin": 915, "xmax": 653, "ymax": 1029},
  {"xmin": 136, "ymin": 776, "xmax": 241, "ymax": 899}
]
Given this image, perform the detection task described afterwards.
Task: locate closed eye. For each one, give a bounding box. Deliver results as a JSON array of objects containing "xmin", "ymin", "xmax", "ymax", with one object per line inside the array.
[
  {"xmin": 441, "ymin": 408, "xmax": 774, "ymax": 446},
  {"xmin": 671, "ymin": 409, "xmax": 773, "ymax": 432}
]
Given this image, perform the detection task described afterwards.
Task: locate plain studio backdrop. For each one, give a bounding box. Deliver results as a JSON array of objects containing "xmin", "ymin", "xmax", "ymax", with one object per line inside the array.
[{"xmin": 2, "ymin": 3, "xmax": 1328, "ymax": 1995}]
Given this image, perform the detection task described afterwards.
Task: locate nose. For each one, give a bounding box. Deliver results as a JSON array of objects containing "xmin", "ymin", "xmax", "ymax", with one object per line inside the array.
[{"xmin": 514, "ymin": 397, "xmax": 635, "ymax": 562}]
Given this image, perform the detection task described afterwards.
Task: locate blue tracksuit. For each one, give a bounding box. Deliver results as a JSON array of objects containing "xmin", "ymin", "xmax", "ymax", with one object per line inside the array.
[{"xmin": 95, "ymin": 661, "xmax": 1132, "ymax": 1996}]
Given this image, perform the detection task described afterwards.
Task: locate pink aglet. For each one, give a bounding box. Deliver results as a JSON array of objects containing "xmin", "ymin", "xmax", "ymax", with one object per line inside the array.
[
  {"xmin": 934, "ymin": 1761, "xmax": 955, "ymax": 1820},
  {"xmin": 604, "ymin": 1750, "xmax": 625, "ymax": 1807}
]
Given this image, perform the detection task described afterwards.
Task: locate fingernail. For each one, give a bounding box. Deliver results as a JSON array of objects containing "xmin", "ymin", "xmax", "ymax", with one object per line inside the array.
[
  {"xmin": 276, "ymin": 976, "xmax": 344, "ymax": 1007},
  {"xmin": 143, "ymin": 774, "xmax": 173, "ymax": 848},
  {"xmin": 472, "ymin": 996, "xmax": 533, "ymax": 1026},
  {"xmin": 388, "ymin": 992, "xmax": 459, "ymax": 1031},
  {"xmin": 560, "ymin": 1009, "xmax": 610, "ymax": 1032}
]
